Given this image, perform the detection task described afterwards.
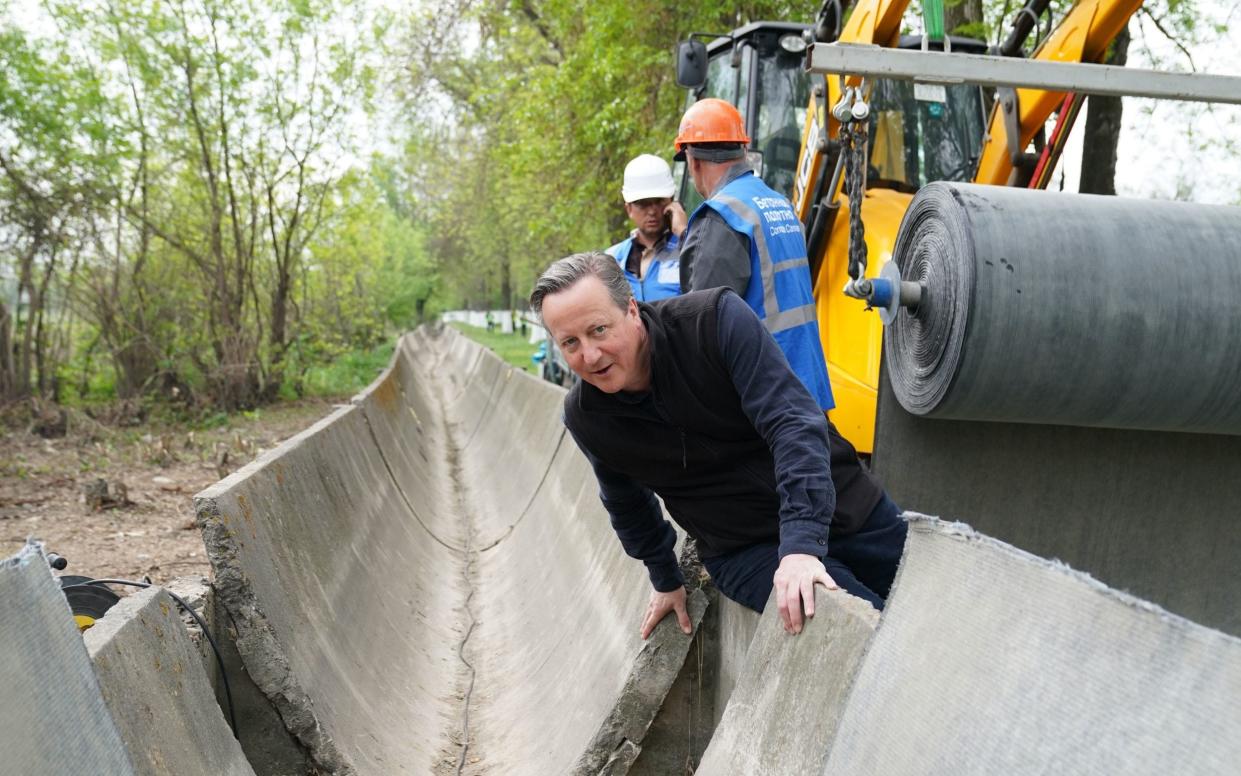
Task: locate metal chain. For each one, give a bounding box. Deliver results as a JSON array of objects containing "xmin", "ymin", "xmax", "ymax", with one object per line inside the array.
[
  {"xmin": 832, "ymin": 82, "xmax": 872, "ymax": 300},
  {"xmin": 842, "ymin": 119, "xmax": 869, "ymax": 283}
]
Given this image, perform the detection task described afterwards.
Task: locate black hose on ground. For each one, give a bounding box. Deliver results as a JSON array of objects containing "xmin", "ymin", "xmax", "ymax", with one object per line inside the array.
[{"xmin": 60, "ymin": 578, "xmax": 239, "ymax": 738}]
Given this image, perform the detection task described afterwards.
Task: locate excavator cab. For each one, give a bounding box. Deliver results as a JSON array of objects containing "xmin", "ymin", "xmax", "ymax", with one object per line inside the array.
[
  {"xmin": 675, "ymin": 22, "xmax": 813, "ymax": 210},
  {"xmin": 864, "ymin": 37, "xmax": 988, "ymax": 192},
  {"xmin": 675, "ymin": 27, "xmax": 987, "ymax": 208}
]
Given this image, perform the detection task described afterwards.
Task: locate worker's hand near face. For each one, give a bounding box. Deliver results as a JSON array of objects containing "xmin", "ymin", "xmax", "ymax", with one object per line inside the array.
[
  {"xmin": 665, "ymin": 201, "xmax": 688, "ymax": 237},
  {"xmin": 774, "ymin": 553, "xmax": 838, "ymax": 635},
  {"xmin": 640, "ymin": 585, "xmax": 692, "ymax": 640}
]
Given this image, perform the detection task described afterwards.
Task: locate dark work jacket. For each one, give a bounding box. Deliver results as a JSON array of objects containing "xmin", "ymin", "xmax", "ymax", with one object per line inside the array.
[{"xmin": 564, "ymin": 289, "xmax": 880, "ymax": 561}]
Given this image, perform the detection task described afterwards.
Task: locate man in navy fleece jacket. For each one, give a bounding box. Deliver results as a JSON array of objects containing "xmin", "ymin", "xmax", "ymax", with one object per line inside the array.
[{"xmin": 531, "ymin": 252, "xmax": 906, "ymax": 638}]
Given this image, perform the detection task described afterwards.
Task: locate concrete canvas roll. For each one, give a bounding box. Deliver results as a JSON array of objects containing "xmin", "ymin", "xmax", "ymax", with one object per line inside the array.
[{"xmin": 884, "ymin": 182, "xmax": 1241, "ymax": 434}]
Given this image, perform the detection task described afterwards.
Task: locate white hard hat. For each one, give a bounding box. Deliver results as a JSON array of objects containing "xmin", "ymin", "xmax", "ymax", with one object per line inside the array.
[{"xmin": 621, "ymin": 154, "xmax": 675, "ymax": 203}]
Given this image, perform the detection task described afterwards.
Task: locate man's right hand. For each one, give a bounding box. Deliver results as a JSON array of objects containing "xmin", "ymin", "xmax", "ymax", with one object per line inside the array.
[
  {"xmin": 640, "ymin": 586, "xmax": 692, "ymax": 640},
  {"xmin": 773, "ymin": 553, "xmax": 839, "ymax": 634},
  {"xmin": 665, "ymin": 201, "xmax": 688, "ymax": 237}
]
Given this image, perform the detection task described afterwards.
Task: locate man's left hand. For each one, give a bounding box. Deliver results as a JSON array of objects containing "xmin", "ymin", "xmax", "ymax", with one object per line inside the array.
[{"xmin": 773, "ymin": 553, "xmax": 838, "ymax": 635}]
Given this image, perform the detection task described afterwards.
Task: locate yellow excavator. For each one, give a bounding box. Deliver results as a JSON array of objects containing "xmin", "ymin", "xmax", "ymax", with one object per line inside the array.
[
  {"xmin": 672, "ymin": 2, "xmax": 1241, "ymax": 638},
  {"xmin": 674, "ymin": 0, "xmax": 1141, "ymax": 453}
]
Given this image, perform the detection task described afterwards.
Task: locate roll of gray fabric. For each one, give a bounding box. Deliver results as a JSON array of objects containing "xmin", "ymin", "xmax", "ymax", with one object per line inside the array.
[{"xmin": 884, "ymin": 182, "xmax": 1241, "ymax": 434}]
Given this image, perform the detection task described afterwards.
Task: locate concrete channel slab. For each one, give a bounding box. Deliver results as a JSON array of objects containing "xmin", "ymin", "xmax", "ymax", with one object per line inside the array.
[
  {"xmin": 412, "ymin": 327, "xmax": 701, "ymax": 774},
  {"xmin": 164, "ymin": 575, "xmax": 313, "ymax": 774},
  {"xmin": 696, "ymin": 587, "xmax": 878, "ymax": 776},
  {"xmin": 84, "ymin": 586, "xmax": 255, "ymax": 776},
  {"xmin": 0, "ymin": 542, "xmax": 136, "ymax": 775},
  {"xmin": 822, "ymin": 516, "xmax": 1241, "ymax": 775},
  {"xmin": 709, "ymin": 597, "xmax": 760, "ymax": 730},
  {"xmin": 197, "ymin": 401, "xmax": 464, "ymax": 774},
  {"xmin": 467, "ymin": 432, "xmax": 695, "ymax": 773},
  {"xmin": 197, "ymin": 325, "xmax": 701, "ymax": 775}
]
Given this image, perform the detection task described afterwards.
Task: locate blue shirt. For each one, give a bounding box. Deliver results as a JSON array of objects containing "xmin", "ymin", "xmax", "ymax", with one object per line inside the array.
[{"xmin": 606, "ymin": 231, "xmax": 682, "ymax": 301}]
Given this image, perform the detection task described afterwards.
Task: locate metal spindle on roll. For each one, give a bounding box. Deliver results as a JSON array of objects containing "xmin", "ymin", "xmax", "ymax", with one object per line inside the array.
[{"xmin": 882, "ymin": 182, "xmax": 1241, "ymax": 434}]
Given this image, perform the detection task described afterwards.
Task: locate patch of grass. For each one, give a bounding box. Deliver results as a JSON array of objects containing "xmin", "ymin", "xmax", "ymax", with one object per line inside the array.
[
  {"xmin": 4, "ymin": 456, "xmax": 30, "ymax": 479},
  {"xmin": 301, "ymin": 341, "xmax": 396, "ymax": 398},
  {"xmin": 197, "ymin": 411, "xmax": 232, "ymax": 430},
  {"xmin": 449, "ymin": 322, "xmax": 539, "ymax": 372}
]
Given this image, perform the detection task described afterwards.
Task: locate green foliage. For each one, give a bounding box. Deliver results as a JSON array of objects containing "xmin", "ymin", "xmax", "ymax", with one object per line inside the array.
[
  {"xmin": 55, "ymin": 329, "xmax": 118, "ymax": 405},
  {"xmin": 2, "ymin": 0, "xmax": 1226, "ymax": 413},
  {"xmin": 396, "ymin": 1, "xmax": 808, "ymax": 309},
  {"xmin": 197, "ymin": 411, "xmax": 233, "ymax": 431},
  {"xmin": 1, "ymin": 0, "xmax": 437, "ymax": 411}
]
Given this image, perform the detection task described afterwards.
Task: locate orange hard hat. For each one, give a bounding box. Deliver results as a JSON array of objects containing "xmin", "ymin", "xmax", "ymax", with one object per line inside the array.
[{"xmin": 674, "ymin": 98, "xmax": 750, "ymax": 153}]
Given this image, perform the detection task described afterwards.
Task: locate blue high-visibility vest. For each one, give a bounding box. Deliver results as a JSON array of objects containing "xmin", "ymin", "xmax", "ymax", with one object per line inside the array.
[
  {"xmin": 606, "ymin": 232, "xmax": 682, "ymax": 301},
  {"xmin": 686, "ymin": 171, "xmax": 834, "ymax": 410}
]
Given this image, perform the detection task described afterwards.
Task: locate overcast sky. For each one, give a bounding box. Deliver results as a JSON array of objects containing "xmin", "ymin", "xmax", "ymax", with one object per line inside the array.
[
  {"xmin": 1058, "ymin": 1, "xmax": 1241, "ymax": 204},
  {"xmin": 5, "ymin": 0, "xmax": 1239, "ymax": 205}
]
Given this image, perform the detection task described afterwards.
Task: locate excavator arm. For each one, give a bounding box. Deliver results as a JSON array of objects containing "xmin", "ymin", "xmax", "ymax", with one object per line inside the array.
[
  {"xmin": 837, "ymin": 0, "xmax": 909, "ymax": 49},
  {"xmin": 790, "ymin": 0, "xmax": 1144, "ymax": 453},
  {"xmin": 973, "ymin": 0, "xmax": 1144, "ymax": 185}
]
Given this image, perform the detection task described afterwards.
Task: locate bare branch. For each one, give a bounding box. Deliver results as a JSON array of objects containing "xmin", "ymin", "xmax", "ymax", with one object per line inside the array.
[
  {"xmin": 1138, "ymin": 7, "xmax": 1197, "ymax": 72},
  {"xmin": 516, "ymin": 0, "xmax": 564, "ymax": 61}
]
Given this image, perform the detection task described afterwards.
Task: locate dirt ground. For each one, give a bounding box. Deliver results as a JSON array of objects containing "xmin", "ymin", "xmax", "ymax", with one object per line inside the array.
[{"xmin": 0, "ymin": 398, "xmax": 338, "ymax": 584}]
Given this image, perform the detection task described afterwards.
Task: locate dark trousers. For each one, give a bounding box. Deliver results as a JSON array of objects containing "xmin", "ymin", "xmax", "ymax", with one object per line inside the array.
[{"xmin": 702, "ymin": 494, "xmax": 907, "ymax": 612}]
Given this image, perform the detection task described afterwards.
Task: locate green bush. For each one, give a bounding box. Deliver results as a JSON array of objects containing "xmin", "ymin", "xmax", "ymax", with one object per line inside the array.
[{"xmin": 300, "ymin": 341, "xmax": 396, "ymax": 398}]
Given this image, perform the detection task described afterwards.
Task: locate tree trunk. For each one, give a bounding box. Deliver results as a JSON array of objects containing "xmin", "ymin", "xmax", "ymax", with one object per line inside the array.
[
  {"xmin": 264, "ymin": 275, "xmax": 291, "ymax": 402},
  {"xmin": 0, "ymin": 298, "xmax": 14, "ymax": 400},
  {"xmin": 501, "ymin": 254, "xmax": 513, "ymax": 310},
  {"xmin": 15, "ymin": 239, "xmax": 40, "ymax": 400},
  {"xmin": 943, "ymin": 0, "xmax": 985, "ymax": 37},
  {"xmin": 1079, "ymin": 24, "xmax": 1130, "ymax": 195},
  {"xmin": 114, "ymin": 341, "xmax": 159, "ymax": 398},
  {"xmin": 33, "ymin": 244, "xmax": 60, "ymax": 398}
]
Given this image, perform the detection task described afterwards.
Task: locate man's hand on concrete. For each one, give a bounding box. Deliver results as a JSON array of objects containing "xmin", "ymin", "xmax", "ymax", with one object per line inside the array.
[
  {"xmin": 641, "ymin": 586, "xmax": 692, "ymax": 640},
  {"xmin": 774, "ymin": 553, "xmax": 838, "ymax": 635},
  {"xmin": 665, "ymin": 201, "xmax": 688, "ymax": 237}
]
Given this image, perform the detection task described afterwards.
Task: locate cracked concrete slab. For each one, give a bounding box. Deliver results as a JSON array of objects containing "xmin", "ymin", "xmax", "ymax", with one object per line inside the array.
[
  {"xmin": 0, "ymin": 543, "xmax": 136, "ymax": 775},
  {"xmin": 569, "ymin": 588, "xmax": 710, "ymax": 774},
  {"xmin": 84, "ymin": 586, "xmax": 254, "ymax": 776},
  {"xmin": 821, "ymin": 515, "xmax": 1241, "ymax": 775},
  {"xmin": 196, "ymin": 402, "xmax": 462, "ymax": 774},
  {"xmin": 696, "ymin": 587, "xmax": 878, "ymax": 776}
]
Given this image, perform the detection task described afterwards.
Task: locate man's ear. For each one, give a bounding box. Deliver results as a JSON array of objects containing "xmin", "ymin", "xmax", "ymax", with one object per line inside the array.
[{"xmin": 687, "ymin": 156, "xmax": 704, "ymax": 195}]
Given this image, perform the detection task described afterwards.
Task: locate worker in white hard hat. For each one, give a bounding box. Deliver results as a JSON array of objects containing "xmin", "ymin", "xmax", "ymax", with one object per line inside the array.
[{"xmin": 604, "ymin": 154, "xmax": 688, "ymax": 301}]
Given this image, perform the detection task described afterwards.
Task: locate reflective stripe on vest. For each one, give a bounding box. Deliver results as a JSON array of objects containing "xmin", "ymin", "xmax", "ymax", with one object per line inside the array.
[
  {"xmin": 688, "ymin": 171, "xmax": 834, "ymax": 410},
  {"xmin": 711, "ymin": 192, "xmax": 817, "ymax": 335}
]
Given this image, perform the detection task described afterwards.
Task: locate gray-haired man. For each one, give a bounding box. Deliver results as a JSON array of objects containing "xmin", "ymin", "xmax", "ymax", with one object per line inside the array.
[{"xmin": 531, "ymin": 252, "xmax": 906, "ymax": 638}]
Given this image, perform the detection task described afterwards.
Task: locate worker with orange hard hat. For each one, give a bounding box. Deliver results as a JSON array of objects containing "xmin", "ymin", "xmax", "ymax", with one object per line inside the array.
[
  {"xmin": 673, "ymin": 97, "xmax": 903, "ymax": 626},
  {"xmin": 675, "ymin": 97, "xmax": 829, "ymax": 406}
]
